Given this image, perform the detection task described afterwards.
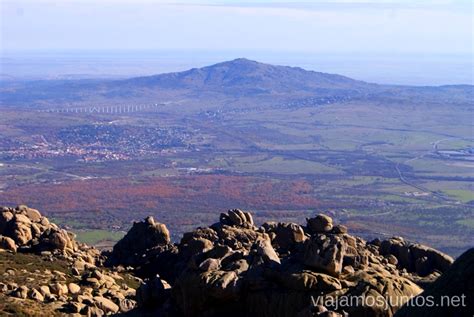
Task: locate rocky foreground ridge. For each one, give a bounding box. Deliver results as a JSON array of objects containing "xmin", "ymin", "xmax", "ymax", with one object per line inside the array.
[{"xmin": 0, "ymin": 205, "xmax": 472, "ymax": 316}]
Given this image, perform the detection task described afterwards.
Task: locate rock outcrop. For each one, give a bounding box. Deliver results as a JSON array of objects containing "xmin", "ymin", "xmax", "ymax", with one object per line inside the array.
[
  {"xmin": 0, "ymin": 205, "xmax": 102, "ymax": 270},
  {"xmin": 131, "ymin": 209, "xmax": 429, "ymax": 317},
  {"xmin": 0, "ymin": 205, "xmax": 77, "ymax": 254},
  {"xmin": 395, "ymin": 247, "xmax": 474, "ymax": 317},
  {"xmin": 108, "ymin": 216, "xmax": 171, "ymax": 267},
  {"xmin": 307, "ymin": 214, "xmax": 333, "ymax": 233},
  {"xmin": 0, "ymin": 205, "xmax": 137, "ymax": 316},
  {"xmin": 377, "ymin": 236, "xmax": 454, "ymax": 276},
  {"xmin": 303, "ymin": 234, "xmax": 346, "ymax": 276},
  {"xmin": 0, "ymin": 205, "xmax": 466, "ymax": 317}
]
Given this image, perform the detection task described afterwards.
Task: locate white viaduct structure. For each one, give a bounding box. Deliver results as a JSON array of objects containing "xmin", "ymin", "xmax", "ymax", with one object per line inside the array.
[{"xmin": 39, "ymin": 103, "xmax": 164, "ymax": 114}]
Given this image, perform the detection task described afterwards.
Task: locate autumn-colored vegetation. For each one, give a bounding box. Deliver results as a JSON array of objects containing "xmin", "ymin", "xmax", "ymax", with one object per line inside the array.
[{"xmin": 0, "ymin": 175, "xmax": 321, "ymax": 215}]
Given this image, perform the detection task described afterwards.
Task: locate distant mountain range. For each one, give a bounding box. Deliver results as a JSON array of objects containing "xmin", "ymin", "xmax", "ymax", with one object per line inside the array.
[
  {"xmin": 120, "ymin": 58, "xmax": 372, "ymax": 92},
  {"xmin": 0, "ymin": 58, "xmax": 472, "ymax": 108}
]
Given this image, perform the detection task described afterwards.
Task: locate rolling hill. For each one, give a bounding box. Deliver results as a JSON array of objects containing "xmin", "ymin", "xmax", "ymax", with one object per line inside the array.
[
  {"xmin": 2, "ymin": 58, "xmax": 378, "ymax": 107},
  {"xmin": 1, "ymin": 58, "xmax": 473, "ymax": 109}
]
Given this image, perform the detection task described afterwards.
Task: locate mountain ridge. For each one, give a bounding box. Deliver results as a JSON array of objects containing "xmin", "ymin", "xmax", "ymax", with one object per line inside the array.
[
  {"xmin": 1, "ymin": 58, "xmax": 472, "ymax": 108},
  {"xmin": 120, "ymin": 58, "xmax": 373, "ymax": 92}
]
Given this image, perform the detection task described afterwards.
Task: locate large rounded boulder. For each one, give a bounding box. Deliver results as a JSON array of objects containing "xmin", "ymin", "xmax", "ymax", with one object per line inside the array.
[{"xmin": 109, "ymin": 216, "xmax": 171, "ymax": 266}]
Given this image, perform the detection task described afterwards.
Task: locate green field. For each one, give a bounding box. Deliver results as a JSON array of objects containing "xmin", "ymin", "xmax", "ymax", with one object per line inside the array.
[
  {"xmin": 445, "ymin": 190, "xmax": 474, "ymax": 203},
  {"xmin": 75, "ymin": 230, "xmax": 125, "ymax": 245}
]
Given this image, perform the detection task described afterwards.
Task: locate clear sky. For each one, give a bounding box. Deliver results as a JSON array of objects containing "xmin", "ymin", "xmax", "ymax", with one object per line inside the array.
[{"xmin": 1, "ymin": 0, "xmax": 472, "ymax": 54}]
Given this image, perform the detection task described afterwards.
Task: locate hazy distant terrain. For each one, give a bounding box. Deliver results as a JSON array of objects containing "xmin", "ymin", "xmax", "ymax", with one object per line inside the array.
[
  {"xmin": 0, "ymin": 59, "xmax": 472, "ymax": 254},
  {"xmin": 2, "ymin": 51, "xmax": 472, "ymax": 85}
]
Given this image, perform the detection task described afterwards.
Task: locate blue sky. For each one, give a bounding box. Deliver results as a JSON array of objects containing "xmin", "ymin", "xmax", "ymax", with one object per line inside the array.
[{"xmin": 1, "ymin": 0, "xmax": 472, "ymax": 54}]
